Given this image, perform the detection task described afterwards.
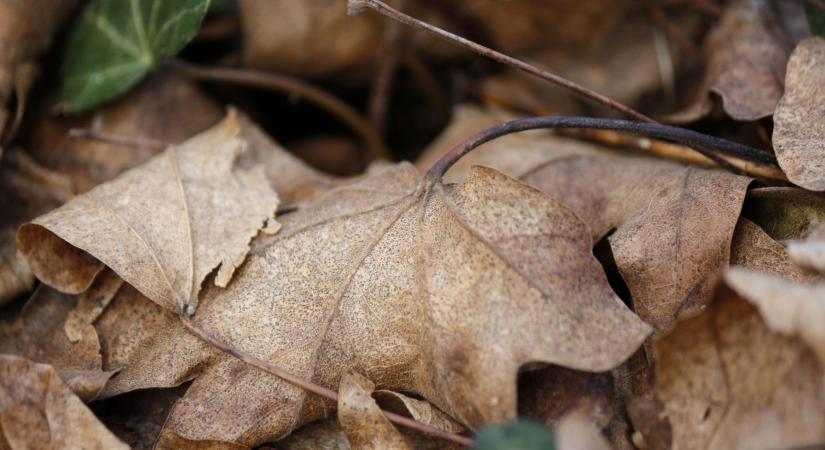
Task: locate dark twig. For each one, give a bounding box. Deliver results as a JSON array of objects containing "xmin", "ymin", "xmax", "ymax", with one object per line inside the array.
[
  {"xmin": 348, "ymin": 0, "xmax": 656, "ymax": 123},
  {"xmin": 165, "ymin": 59, "xmax": 390, "ymax": 162},
  {"xmin": 425, "ymin": 116, "xmax": 778, "ymax": 183},
  {"xmin": 68, "ymin": 128, "xmax": 168, "ymax": 149},
  {"xmin": 179, "ymin": 313, "xmax": 474, "ymax": 447}
]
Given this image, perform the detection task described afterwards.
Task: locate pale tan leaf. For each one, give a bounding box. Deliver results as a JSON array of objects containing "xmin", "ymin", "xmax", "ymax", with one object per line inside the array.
[
  {"xmin": 773, "ymin": 37, "xmax": 825, "ymax": 190},
  {"xmin": 18, "ymin": 112, "xmax": 281, "ymax": 313},
  {"xmin": 788, "ymin": 224, "xmax": 825, "ymax": 274},
  {"xmin": 555, "ymin": 408, "xmax": 611, "ymax": 450},
  {"xmin": 338, "ymin": 371, "xmax": 412, "ymax": 450},
  {"xmin": 0, "ymin": 354, "xmax": 128, "ymax": 449}
]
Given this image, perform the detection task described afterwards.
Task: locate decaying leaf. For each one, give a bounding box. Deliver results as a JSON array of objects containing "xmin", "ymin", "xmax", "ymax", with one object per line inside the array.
[
  {"xmin": 0, "ymin": 0, "xmax": 82, "ymax": 138},
  {"xmin": 60, "ymin": 0, "xmax": 211, "ymax": 112},
  {"xmin": 0, "ymin": 354, "xmax": 128, "ymax": 449},
  {"xmin": 652, "ymin": 273, "xmax": 825, "ymax": 450},
  {"xmin": 0, "ymin": 150, "xmax": 72, "ymax": 307},
  {"xmin": 18, "ymin": 112, "xmax": 281, "ymax": 313},
  {"xmin": 672, "ymin": 0, "xmax": 790, "ymax": 122},
  {"xmin": 419, "ymin": 106, "xmax": 751, "ymax": 331},
  {"xmin": 27, "ymin": 73, "xmax": 225, "ymax": 193},
  {"xmin": 338, "ymin": 371, "xmax": 412, "ymax": 450},
  {"xmin": 74, "ymin": 161, "xmax": 649, "ymax": 447},
  {"xmin": 773, "ymin": 37, "xmax": 825, "ymax": 190}
]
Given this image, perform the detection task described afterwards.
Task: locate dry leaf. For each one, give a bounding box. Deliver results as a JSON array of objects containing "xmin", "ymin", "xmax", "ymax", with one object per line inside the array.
[
  {"xmin": 80, "ymin": 161, "xmax": 648, "ymax": 447},
  {"xmin": 672, "ymin": 0, "xmax": 790, "ymax": 122},
  {"xmin": 0, "ymin": 278, "xmax": 120, "ymax": 401},
  {"xmin": 653, "ymin": 276, "xmax": 825, "ymax": 450},
  {"xmin": 0, "ymin": 150, "xmax": 72, "ymax": 307},
  {"xmin": 239, "ymin": 0, "xmax": 623, "ymax": 79},
  {"xmin": 18, "ymin": 112, "xmax": 281, "ymax": 313},
  {"xmin": 0, "ymin": 0, "xmax": 82, "ymax": 138},
  {"xmin": 773, "ymin": 37, "xmax": 825, "ymax": 190},
  {"xmin": 730, "ymin": 218, "xmax": 812, "ymax": 282},
  {"xmin": 0, "ymin": 354, "xmax": 128, "ymax": 450},
  {"xmin": 26, "ymin": 73, "xmax": 225, "ymax": 194},
  {"xmin": 420, "ymin": 106, "xmax": 751, "ymax": 332},
  {"xmin": 338, "ymin": 371, "xmax": 412, "ymax": 450}
]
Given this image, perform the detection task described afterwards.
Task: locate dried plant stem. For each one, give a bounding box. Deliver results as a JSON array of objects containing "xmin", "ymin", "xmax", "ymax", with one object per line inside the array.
[
  {"xmin": 166, "ymin": 59, "xmax": 390, "ymax": 162},
  {"xmin": 425, "ymin": 116, "xmax": 779, "ymax": 183},
  {"xmin": 348, "ymin": 0, "xmax": 656, "ymax": 123},
  {"xmin": 563, "ymin": 128, "xmax": 788, "ymax": 181},
  {"xmin": 179, "ymin": 314, "xmax": 475, "ymax": 447},
  {"xmin": 68, "ymin": 128, "xmax": 168, "ymax": 149}
]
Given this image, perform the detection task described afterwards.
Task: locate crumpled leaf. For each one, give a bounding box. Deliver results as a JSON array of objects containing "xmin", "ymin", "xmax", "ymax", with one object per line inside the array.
[
  {"xmin": 773, "ymin": 37, "xmax": 825, "ymax": 191},
  {"xmin": 60, "ymin": 0, "xmax": 211, "ymax": 112},
  {"xmin": 18, "ymin": 112, "xmax": 281, "ymax": 313},
  {"xmin": 338, "ymin": 371, "xmax": 412, "ymax": 450},
  {"xmin": 0, "ymin": 150, "xmax": 72, "ymax": 307},
  {"xmin": 0, "ymin": 354, "xmax": 128, "ymax": 449},
  {"xmin": 652, "ymin": 272, "xmax": 825, "ymax": 450},
  {"xmin": 671, "ymin": 0, "xmax": 790, "ymax": 122},
  {"xmin": 0, "ymin": 275, "xmax": 123, "ymax": 402},
  {"xmin": 28, "ymin": 73, "xmax": 225, "ymax": 193},
  {"xmin": 0, "ymin": 0, "xmax": 82, "ymax": 138},
  {"xmin": 419, "ymin": 106, "xmax": 751, "ymax": 332},
  {"xmin": 83, "ymin": 161, "xmax": 648, "ymax": 447}
]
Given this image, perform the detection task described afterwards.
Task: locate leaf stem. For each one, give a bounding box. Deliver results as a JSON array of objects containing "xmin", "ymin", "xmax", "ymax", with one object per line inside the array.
[
  {"xmin": 424, "ymin": 116, "xmax": 778, "ymax": 184},
  {"xmin": 165, "ymin": 59, "xmax": 390, "ymax": 164},
  {"xmin": 178, "ymin": 313, "xmax": 475, "ymax": 447},
  {"xmin": 347, "ymin": 0, "xmax": 656, "ymax": 123}
]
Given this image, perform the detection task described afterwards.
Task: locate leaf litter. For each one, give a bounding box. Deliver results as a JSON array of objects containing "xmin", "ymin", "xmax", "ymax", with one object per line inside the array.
[{"xmin": 4, "ymin": 0, "xmax": 825, "ymax": 448}]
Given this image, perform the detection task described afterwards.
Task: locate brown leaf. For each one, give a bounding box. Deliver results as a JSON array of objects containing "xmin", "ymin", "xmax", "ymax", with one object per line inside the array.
[
  {"xmin": 85, "ymin": 161, "xmax": 647, "ymax": 447},
  {"xmin": 730, "ymin": 218, "xmax": 812, "ymax": 282},
  {"xmin": 26, "ymin": 74, "xmax": 225, "ymax": 194},
  {"xmin": 239, "ymin": 0, "xmax": 623, "ymax": 79},
  {"xmin": 0, "ymin": 354, "xmax": 127, "ymax": 449},
  {"xmin": 0, "ymin": 280, "xmax": 116, "ymax": 402},
  {"xmin": 0, "ymin": 0, "xmax": 82, "ymax": 138},
  {"xmin": 672, "ymin": 0, "xmax": 790, "ymax": 122},
  {"xmin": 18, "ymin": 112, "xmax": 281, "ymax": 313},
  {"xmin": 338, "ymin": 371, "xmax": 412, "ymax": 450},
  {"xmin": 652, "ymin": 274, "xmax": 825, "ymax": 450},
  {"xmin": 0, "ymin": 150, "xmax": 72, "ymax": 307},
  {"xmin": 773, "ymin": 37, "xmax": 825, "ymax": 190}
]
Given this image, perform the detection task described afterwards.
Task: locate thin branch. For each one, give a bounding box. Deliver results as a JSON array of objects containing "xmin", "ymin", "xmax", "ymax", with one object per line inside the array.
[
  {"xmin": 178, "ymin": 313, "xmax": 475, "ymax": 447},
  {"xmin": 424, "ymin": 116, "xmax": 779, "ymax": 183},
  {"xmin": 348, "ymin": 0, "xmax": 656, "ymax": 123},
  {"xmin": 165, "ymin": 59, "xmax": 390, "ymax": 163},
  {"xmin": 68, "ymin": 128, "xmax": 168, "ymax": 149}
]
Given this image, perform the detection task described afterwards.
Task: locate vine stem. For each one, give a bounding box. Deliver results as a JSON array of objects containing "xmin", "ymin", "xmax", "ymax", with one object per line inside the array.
[
  {"xmin": 347, "ymin": 0, "xmax": 656, "ymax": 123},
  {"xmin": 165, "ymin": 59, "xmax": 390, "ymax": 163},
  {"xmin": 178, "ymin": 314, "xmax": 475, "ymax": 447},
  {"xmin": 424, "ymin": 116, "xmax": 778, "ymax": 183}
]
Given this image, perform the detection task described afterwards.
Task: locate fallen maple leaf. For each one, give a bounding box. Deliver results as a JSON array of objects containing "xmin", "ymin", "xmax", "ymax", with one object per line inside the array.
[
  {"xmin": 773, "ymin": 37, "xmax": 825, "ymax": 191},
  {"xmin": 0, "ymin": 354, "xmax": 128, "ymax": 449},
  {"xmin": 74, "ymin": 159, "xmax": 649, "ymax": 447},
  {"xmin": 18, "ymin": 112, "xmax": 281, "ymax": 313}
]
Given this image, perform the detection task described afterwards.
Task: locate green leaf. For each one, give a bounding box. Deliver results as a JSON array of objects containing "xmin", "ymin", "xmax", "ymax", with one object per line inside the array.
[
  {"xmin": 808, "ymin": 4, "xmax": 825, "ymax": 37},
  {"xmin": 60, "ymin": 0, "xmax": 211, "ymax": 113},
  {"xmin": 473, "ymin": 420, "xmax": 556, "ymax": 450}
]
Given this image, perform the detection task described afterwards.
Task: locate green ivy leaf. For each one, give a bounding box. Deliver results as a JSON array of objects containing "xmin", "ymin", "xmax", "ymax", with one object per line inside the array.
[
  {"xmin": 473, "ymin": 420, "xmax": 556, "ymax": 450},
  {"xmin": 60, "ymin": 0, "xmax": 211, "ymax": 113},
  {"xmin": 808, "ymin": 4, "xmax": 825, "ymax": 37}
]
